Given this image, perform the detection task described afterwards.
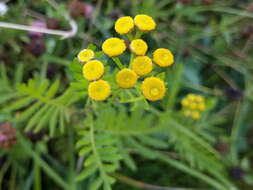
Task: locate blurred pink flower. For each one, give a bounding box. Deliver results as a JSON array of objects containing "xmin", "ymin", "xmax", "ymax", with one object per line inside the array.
[
  {"xmin": 0, "ymin": 134, "xmax": 7, "ymax": 142},
  {"xmin": 83, "ymin": 3, "xmax": 94, "ymax": 19},
  {"xmin": 29, "ymin": 20, "xmax": 47, "ymax": 38}
]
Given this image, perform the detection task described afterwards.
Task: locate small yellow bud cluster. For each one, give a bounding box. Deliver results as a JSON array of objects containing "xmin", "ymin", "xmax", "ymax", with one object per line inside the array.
[
  {"xmin": 76, "ymin": 14, "xmax": 175, "ymax": 102},
  {"xmin": 181, "ymin": 94, "xmax": 206, "ymax": 120}
]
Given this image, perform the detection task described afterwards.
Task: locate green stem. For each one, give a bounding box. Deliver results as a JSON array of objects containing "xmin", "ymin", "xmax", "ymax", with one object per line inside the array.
[
  {"xmin": 156, "ymin": 153, "xmax": 230, "ymax": 190},
  {"xmin": 89, "ymin": 114, "xmax": 111, "ymax": 189},
  {"xmin": 230, "ymin": 100, "xmax": 249, "ymax": 166},
  {"xmin": 135, "ymin": 87, "xmax": 150, "ymax": 109},
  {"xmin": 112, "ymin": 57, "xmax": 124, "ymax": 69},
  {"xmin": 167, "ymin": 63, "xmax": 184, "ymax": 109},
  {"xmin": 34, "ymin": 158, "xmax": 42, "ymax": 190},
  {"xmin": 120, "ymin": 96, "xmax": 144, "ymax": 103},
  {"xmin": 135, "ymin": 30, "xmax": 143, "ymax": 39},
  {"xmin": 68, "ymin": 122, "xmax": 76, "ymax": 190},
  {"xmin": 10, "ymin": 166, "xmax": 17, "ymax": 190},
  {"xmin": 129, "ymin": 53, "xmax": 135, "ymax": 68},
  {"xmin": 183, "ymin": 82, "xmax": 222, "ymax": 96},
  {"xmin": 110, "ymin": 173, "xmax": 144, "ymax": 189},
  {"xmin": 127, "ymin": 33, "xmax": 134, "ymax": 41},
  {"xmin": 0, "ymin": 160, "xmax": 10, "ymax": 190},
  {"xmin": 111, "ymin": 173, "xmax": 202, "ymax": 190}
]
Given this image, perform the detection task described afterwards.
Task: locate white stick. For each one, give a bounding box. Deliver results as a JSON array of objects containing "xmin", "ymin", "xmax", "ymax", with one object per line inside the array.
[{"xmin": 0, "ymin": 19, "xmax": 78, "ymax": 39}]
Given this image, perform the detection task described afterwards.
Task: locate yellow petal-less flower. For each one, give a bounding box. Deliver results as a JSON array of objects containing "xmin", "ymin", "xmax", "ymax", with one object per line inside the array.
[
  {"xmin": 181, "ymin": 99, "xmax": 190, "ymax": 107},
  {"xmin": 115, "ymin": 16, "xmax": 134, "ymax": 35},
  {"xmin": 195, "ymin": 95, "xmax": 204, "ymax": 103},
  {"xmin": 88, "ymin": 80, "xmax": 111, "ymax": 101},
  {"xmin": 102, "ymin": 37, "xmax": 126, "ymax": 57},
  {"xmin": 187, "ymin": 93, "xmax": 196, "ymax": 101},
  {"xmin": 141, "ymin": 77, "xmax": 166, "ymax": 101},
  {"xmin": 134, "ymin": 14, "xmax": 156, "ymax": 31},
  {"xmin": 116, "ymin": 69, "xmax": 138, "ymax": 88},
  {"xmin": 153, "ymin": 48, "xmax": 174, "ymax": 67},
  {"xmin": 83, "ymin": 60, "xmax": 104, "ymax": 81},
  {"xmin": 189, "ymin": 102, "xmax": 197, "ymax": 110},
  {"xmin": 131, "ymin": 56, "xmax": 152, "ymax": 76},
  {"xmin": 198, "ymin": 103, "xmax": 206, "ymax": 111},
  {"xmin": 78, "ymin": 49, "xmax": 94, "ymax": 62},
  {"xmin": 130, "ymin": 39, "xmax": 148, "ymax": 55},
  {"xmin": 191, "ymin": 111, "xmax": 201, "ymax": 120}
]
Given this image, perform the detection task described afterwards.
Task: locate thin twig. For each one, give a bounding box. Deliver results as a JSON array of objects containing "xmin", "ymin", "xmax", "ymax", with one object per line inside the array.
[{"xmin": 111, "ymin": 173, "xmax": 206, "ymax": 190}]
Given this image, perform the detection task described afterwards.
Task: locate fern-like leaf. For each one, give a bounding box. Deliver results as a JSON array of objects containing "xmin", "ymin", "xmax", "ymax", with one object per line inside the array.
[
  {"xmin": 76, "ymin": 116, "xmax": 122, "ymax": 190},
  {"xmin": 1, "ymin": 78, "xmax": 81, "ymax": 136}
]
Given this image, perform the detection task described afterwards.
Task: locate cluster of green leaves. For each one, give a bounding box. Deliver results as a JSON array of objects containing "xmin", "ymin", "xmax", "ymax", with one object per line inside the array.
[
  {"xmin": 76, "ymin": 116, "xmax": 122, "ymax": 190},
  {"xmin": 0, "ymin": 63, "xmax": 81, "ymax": 136},
  {"xmin": 71, "ymin": 99, "xmax": 235, "ymax": 190}
]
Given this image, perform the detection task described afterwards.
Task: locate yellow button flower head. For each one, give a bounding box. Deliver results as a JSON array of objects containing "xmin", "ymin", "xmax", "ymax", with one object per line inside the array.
[
  {"xmin": 141, "ymin": 77, "xmax": 166, "ymax": 101},
  {"xmin": 134, "ymin": 14, "xmax": 156, "ymax": 31},
  {"xmin": 187, "ymin": 93, "xmax": 196, "ymax": 101},
  {"xmin": 130, "ymin": 39, "xmax": 148, "ymax": 55},
  {"xmin": 189, "ymin": 102, "xmax": 197, "ymax": 110},
  {"xmin": 116, "ymin": 69, "xmax": 138, "ymax": 88},
  {"xmin": 181, "ymin": 99, "xmax": 190, "ymax": 107},
  {"xmin": 191, "ymin": 111, "xmax": 201, "ymax": 120},
  {"xmin": 153, "ymin": 48, "xmax": 174, "ymax": 67},
  {"xmin": 102, "ymin": 37, "xmax": 126, "ymax": 57},
  {"xmin": 115, "ymin": 16, "xmax": 134, "ymax": 35},
  {"xmin": 88, "ymin": 80, "xmax": 111, "ymax": 101},
  {"xmin": 132, "ymin": 56, "xmax": 152, "ymax": 76},
  {"xmin": 198, "ymin": 103, "xmax": 206, "ymax": 111},
  {"xmin": 195, "ymin": 95, "xmax": 204, "ymax": 103},
  {"xmin": 82, "ymin": 60, "xmax": 104, "ymax": 81},
  {"xmin": 78, "ymin": 49, "xmax": 94, "ymax": 63}
]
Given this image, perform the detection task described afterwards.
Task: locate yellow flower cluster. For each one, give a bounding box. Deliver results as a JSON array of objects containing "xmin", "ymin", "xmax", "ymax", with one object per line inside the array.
[
  {"xmin": 77, "ymin": 49, "xmax": 111, "ymax": 101},
  {"xmin": 76, "ymin": 14, "xmax": 175, "ymax": 102},
  {"xmin": 181, "ymin": 94, "xmax": 206, "ymax": 120}
]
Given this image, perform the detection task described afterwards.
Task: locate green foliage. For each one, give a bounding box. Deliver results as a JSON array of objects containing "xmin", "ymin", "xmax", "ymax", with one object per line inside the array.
[
  {"xmin": 159, "ymin": 111, "xmax": 233, "ymax": 188},
  {"xmin": 2, "ymin": 0, "xmax": 253, "ymax": 190},
  {"xmin": 0, "ymin": 64, "xmax": 81, "ymax": 136},
  {"xmin": 95, "ymin": 106, "xmax": 166, "ymax": 136},
  {"xmin": 76, "ymin": 115, "xmax": 122, "ymax": 190}
]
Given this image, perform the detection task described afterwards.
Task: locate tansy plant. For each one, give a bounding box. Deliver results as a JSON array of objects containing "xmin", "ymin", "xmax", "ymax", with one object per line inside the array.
[
  {"xmin": 66, "ymin": 14, "xmax": 236, "ymax": 190},
  {"xmin": 0, "ymin": 15, "xmax": 237, "ymax": 190}
]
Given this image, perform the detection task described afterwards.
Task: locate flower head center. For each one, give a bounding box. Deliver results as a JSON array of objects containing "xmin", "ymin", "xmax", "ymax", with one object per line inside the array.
[
  {"xmin": 95, "ymin": 86, "xmax": 102, "ymax": 93},
  {"xmin": 124, "ymin": 76, "xmax": 132, "ymax": 82},
  {"xmin": 162, "ymin": 54, "xmax": 169, "ymax": 60},
  {"xmin": 139, "ymin": 63, "xmax": 146, "ymax": 69},
  {"xmin": 150, "ymin": 88, "xmax": 159, "ymax": 96}
]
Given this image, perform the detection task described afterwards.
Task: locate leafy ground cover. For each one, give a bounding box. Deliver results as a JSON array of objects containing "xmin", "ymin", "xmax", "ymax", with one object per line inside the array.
[{"xmin": 1, "ymin": 0, "xmax": 253, "ymax": 190}]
